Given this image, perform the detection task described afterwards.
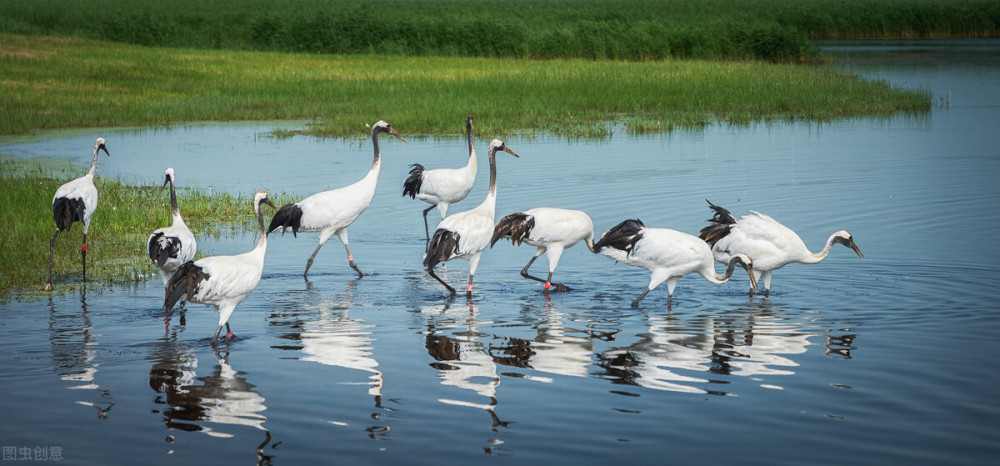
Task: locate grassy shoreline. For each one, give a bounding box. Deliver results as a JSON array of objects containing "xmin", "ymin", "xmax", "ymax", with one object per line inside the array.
[
  {"xmin": 0, "ymin": 34, "xmax": 930, "ymax": 139},
  {"xmin": 0, "ymin": 158, "xmax": 290, "ymax": 297}
]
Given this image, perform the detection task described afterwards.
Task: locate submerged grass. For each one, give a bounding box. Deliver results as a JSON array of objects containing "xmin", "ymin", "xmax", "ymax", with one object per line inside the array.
[
  {"xmin": 0, "ymin": 34, "xmax": 930, "ymax": 138},
  {"xmin": 0, "ymin": 157, "xmax": 291, "ymax": 297}
]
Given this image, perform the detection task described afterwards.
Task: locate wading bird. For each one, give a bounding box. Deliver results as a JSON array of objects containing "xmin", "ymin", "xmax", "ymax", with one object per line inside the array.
[
  {"xmin": 147, "ymin": 168, "xmax": 197, "ymax": 286},
  {"xmin": 163, "ymin": 191, "xmax": 276, "ymax": 345},
  {"xmin": 403, "ymin": 115, "xmax": 477, "ymax": 245},
  {"xmin": 268, "ymin": 121, "xmax": 407, "ymax": 278},
  {"xmin": 424, "ymin": 138, "xmax": 519, "ymax": 298},
  {"xmin": 699, "ymin": 200, "xmax": 863, "ymax": 297},
  {"xmin": 595, "ymin": 219, "xmax": 757, "ymax": 307},
  {"xmin": 45, "ymin": 137, "xmax": 110, "ymax": 291},
  {"xmin": 490, "ymin": 208, "xmax": 596, "ymax": 292}
]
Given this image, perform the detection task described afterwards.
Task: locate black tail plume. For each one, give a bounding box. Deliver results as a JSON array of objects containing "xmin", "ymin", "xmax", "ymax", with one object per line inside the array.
[
  {"xmin": 52, "ymin": 197, "xmax": 85, "ymax": 232},
  {"xmin": 699, "ymin": 199, "xmax": 736, "ymax": 246},
  {"xmin": 148, "ymin": 232, "xmax": 181, "ymax": 268},
  {"xmin": 425, "ymin": 228, "xmax": 460, "ymax": 270},
  {"xmin": 402, "ymin": 164, "xmax": 425, "ymax": 199},
  {"xmin": 267, "ymin": 203, "xmax": 303, "ymax": 237},
  {"xmin": 163, "ymin": 261, "xmax": 209, "ymax": 311},
  {"xmin": 491, "ymin": 212, "xmax": 533, "ymax": 248},
  {"xmin": 594, "ymin": 219, "xmax": 645, "ymax": 256}
]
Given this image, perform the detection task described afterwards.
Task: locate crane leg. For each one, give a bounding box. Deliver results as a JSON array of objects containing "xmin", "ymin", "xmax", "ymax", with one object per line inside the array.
[
  {"xmin": 466, "ymin": 274, "xmax": 475, "ymax": 300},
  {"xmin": 631, "ymin": 288, "xmax": 651, "ymax": 308},
  {"xmin": 304, "ymin": 243, "xmax": 324, "ymax": 278},
  {"xmin": 45, "ymin": 230, "xmax": 60, "ymax": 291},
  {"xmin": 422, "ymin": 205, "xmax": 435, "ymax": 246},
  {"xmin": 427, "ymin": 266, "xmax": 456, "ymax": 297},
  {"xmin": 519, "ymin": 251, "xmax": 570, "ymax": 292},
  {"xmin": 81, "ymin": 232, "xmax": 87, "ymax": 281}
]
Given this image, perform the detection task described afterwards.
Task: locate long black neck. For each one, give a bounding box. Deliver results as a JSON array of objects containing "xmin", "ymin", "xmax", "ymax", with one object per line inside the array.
[
  {"xmin": 370, "ymin": 128, "xmax": 381, "ymax": 170},
  {"xmin": 169, "ymin": 178, "xmax": 179, "ymax": 216},
  {"xmin": 487, "ymin": 148, "xmax": 497, "ymax": 197},
  {"xmin": 466, "ymin": 118, "xmax": 474, "ymax": 157}
]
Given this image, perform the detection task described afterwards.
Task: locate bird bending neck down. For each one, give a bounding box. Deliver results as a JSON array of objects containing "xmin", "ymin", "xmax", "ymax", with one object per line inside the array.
[
  {"xmin": 699, "ymin": 199, "xmax": 862, "ymax": 296},
  {"xmin": 596, "ymin": 218, "xmax": 757, "ymax": 307}
]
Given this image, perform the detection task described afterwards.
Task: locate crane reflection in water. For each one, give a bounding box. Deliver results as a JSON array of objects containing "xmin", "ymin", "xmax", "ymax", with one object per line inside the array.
[
  {"xmin": 49, "ymin": 288, "xmax": 115, "ymax": 419},
  {"xmin": 147, "ymin": 330, "xmax": 275, "ymax": 464}
]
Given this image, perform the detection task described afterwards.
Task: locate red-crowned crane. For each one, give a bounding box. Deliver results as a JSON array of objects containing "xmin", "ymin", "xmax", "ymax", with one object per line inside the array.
[
  {"xmin": 147, "ymin": 168, "xmax": 197, "ymax": 286},
  {"xmin": 267, "ymin": 121, "xmax": 407, "ymax": 278},
  {"xmin": 490, "ymin": 208, "xmax": 596, "ymax": 292},
  {"xmin": 403, "ymin": 115, "xmax": 478, "ymax": 245},
  {"xmin": 595, "ymin": 219, "xmax": 757, "ymax": 307},
  {"xmin": 424, "ymin": 138, "xmax": 519, "ymax": 299},
  {"xmin": 699, "ymin": 200, "xmax": 863, "ymax": 297},
  {"xmin": 163, "ymin": 191, "xmax": 276, "ymax": 345},
  {"xmin": 45, "ymin": 137, "xmax": 110, "ymax": 291}
]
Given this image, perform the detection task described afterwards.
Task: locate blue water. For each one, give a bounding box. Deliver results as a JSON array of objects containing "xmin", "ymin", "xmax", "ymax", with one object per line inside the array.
[{"xmin": 1, "ymin": 41, "xmax": 999, "ymax": 465}]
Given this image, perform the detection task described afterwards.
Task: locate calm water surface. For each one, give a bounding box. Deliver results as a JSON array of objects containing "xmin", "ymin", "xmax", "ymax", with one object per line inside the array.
[{"xmin": 1, "ymin": 41, "xmax": 998, "ymax": 465}]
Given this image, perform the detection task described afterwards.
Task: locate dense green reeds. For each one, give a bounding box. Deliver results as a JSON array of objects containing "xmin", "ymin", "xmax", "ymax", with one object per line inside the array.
[
  {"xmin": 1, "ymin": 0, "xmax": 997, "ymax": 62},
  {"xmin": 0, "ymin": 34, "xmax": 930, "ymax": 138},
  {"xmin": 0, "ymin": 157, "xmax": 288, "ymax": 296}
]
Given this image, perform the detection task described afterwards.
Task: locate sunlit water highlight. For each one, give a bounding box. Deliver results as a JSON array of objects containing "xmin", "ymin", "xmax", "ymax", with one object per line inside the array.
[{"xmin": 1, "ymin": 40, "xmax": 998, "ymax": 464}]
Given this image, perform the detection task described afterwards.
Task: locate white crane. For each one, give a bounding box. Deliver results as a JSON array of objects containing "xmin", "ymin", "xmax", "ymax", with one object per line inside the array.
[
  {"xmin": 267, "ymin": 120, "xmax": 407, "ymax": 278},
  {"xmin": 699, "ymin": 200, "xmax": 863, "ymax": 297},
  {"xmin": 424, "ymin": 138, "xmax": 519, "ymax": 298},
  {"xmin": 490, "ymin": 207, "xmax": 596, "ymax": 292},
  {"xmin": 163, "ymin": 191, "xmax": 276, "ymax": 345},
  {"xmin": 403, "ymin": 115, "xmax": 477, "ymax": 245},
  {"xmin": 595, "ymin": 219, "xmax": 757, "ymax": 307},
  {"xmin": 147, "ymin": 168, "xmax": 197, "ymax": 286},
  {"xmin": 45, "ymin": 137, "xmax": 110, "ymax": 291}
]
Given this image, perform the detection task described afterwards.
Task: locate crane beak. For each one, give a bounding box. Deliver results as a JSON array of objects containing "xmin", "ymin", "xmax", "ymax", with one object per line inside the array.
[
  {"xmin": 263, "ymin": 198, "xmax": 277, "ymax": 209},
  {"xmin": 99, "ymin": 144, "xmax": 110, "ymax": 157},
  {"xmin": 162, "ymin": 174, "xmax": 170, "ymax": 188},
  {"xmin": 389, "ymin": 128, "xmax": 408, "ymax": 144},
  {"xmin": 747, "ymin": 268, "xmax": 758, "ymax": 293},
  {"xmin": 503, "ymin": 147, "xmax": 519, "ymax": 158},
  {"xmin": 850, "ymin": 240, "xmax": 864, "ymax": 259}
]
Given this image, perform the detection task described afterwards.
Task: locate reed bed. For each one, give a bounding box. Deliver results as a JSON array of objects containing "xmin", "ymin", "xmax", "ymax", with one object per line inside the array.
[
  {"xmin": 0, "ymin": 34, "xmax": 930, "ymax": 138},
  {"xmin": 1, "ymin": 0, "xmax": 997, "ymax": 62},
  {"xmin": 0, "ymin": 158, "xmax": 291, "ymax": 296}
]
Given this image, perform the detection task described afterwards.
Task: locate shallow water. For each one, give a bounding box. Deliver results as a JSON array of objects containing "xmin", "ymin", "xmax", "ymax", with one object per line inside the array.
[{"xmin": 1, "ymin": 41, "xmax": 999, "ymax": 464}]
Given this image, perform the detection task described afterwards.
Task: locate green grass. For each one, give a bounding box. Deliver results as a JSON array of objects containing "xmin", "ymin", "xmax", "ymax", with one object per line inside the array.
[
  {"xmin": 0, "ymin": 157, "xmax": 291, "ymax": 297},
  {"xmin": 0, "ymin": 34, "xmax": 930, "ymax": 138},
  {"xmin": 0, "ymin": 0, "xmax": 997, "ymax": 62}
]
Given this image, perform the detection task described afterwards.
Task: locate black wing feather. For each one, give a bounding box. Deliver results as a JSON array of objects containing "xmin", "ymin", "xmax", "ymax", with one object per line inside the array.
[
  {"xmin": 148, "ymin": 232, "xmax": 182, "ymax": 268},
  {"xmin": 490, "ymin": 212, "xmax": 534, "ymax": 247},
  {"xmin": 424, "ymin": 228, "xmax": 460, "ymax": 270},
  {"xmin": 267, "ymin": 203, "xmax": 303, "ymax": 237},
  {"xmin": 594, "ymin": 219, "xmax": 645, "ymax": 256},
  {"xmin": 698, "ymin": 199, "xmax": 737, "ymax": 246},
  {"xmin": 52, "ymin": 197, "xmax": 85, "ymax": 232},
  {"xmin": 162, "ymin": 261, "xmax": 210, "ymax": 311},
  {"xmin": 402, "ymin": 164, "xmax": 425, "ymax": 199}
]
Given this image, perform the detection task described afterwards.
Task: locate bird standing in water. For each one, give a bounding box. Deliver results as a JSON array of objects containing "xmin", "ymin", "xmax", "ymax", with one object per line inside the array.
[
  {"xmin": 424, "ymin": 138, "xmax": 519, "ymax": 299},
  {"xmin": 699, "ymin": 200, "xmax": 863, "ymax": 297}
]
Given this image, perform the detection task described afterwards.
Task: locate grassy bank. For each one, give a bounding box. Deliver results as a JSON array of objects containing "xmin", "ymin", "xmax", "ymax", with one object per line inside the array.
[
  {"xmin": 0, "ymin": 34, "xmax": 930, "ymax": 138},
  {"xmin": 0, "ymin": 0, "xmax": 997, "ymax": 62},
  {"xmin": 0, "ymin": 158, "xmax": 287, "ymax": 296}
]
